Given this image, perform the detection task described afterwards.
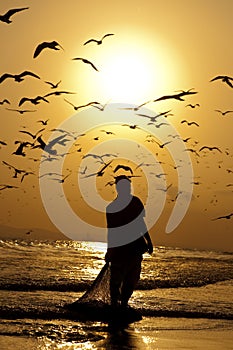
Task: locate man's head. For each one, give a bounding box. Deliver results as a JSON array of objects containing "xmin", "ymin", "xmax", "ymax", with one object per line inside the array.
[{"xmin": 115, "ymin": 175, "xmax": 131, "ymax": 196}]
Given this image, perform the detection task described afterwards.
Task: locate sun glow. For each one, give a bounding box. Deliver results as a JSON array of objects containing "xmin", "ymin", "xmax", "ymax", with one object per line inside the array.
[{"xmin": 98, "ymin": 40, "xmax": 180, "ymax": 104}]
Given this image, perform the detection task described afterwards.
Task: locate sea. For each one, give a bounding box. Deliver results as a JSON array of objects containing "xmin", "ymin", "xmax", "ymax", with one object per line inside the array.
[{"xmin": 0, "ymin": 239, "xmax": 232, "ymax": 349}]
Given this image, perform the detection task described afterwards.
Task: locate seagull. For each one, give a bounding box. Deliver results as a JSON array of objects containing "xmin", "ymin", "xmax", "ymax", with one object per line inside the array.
[
  {"xmin": 119, "ymin": 100, "xmax": 151, "ymax": 111},
  {"xmin": 154, "ymin": 140, "xmax": 172, "ymax": 148},
  {"xmin": 19, "ymin": 95, "xmax": 49, "ymax": 106},
  {"xmin": 157, "ymin": 184, "xmax": 172, "ymax": 192},
  {"xmin": 37, "ymin": 119, "xmax": 49, "ymax": 125},
  {"xmin": 83, "ymin": 153, "xmax": 117, "ymax": 164},
  {"xmin": 136, "ymin": 110, "xmax": 172, "ymax": 122},
  {"xmin": 100, "ymin": 130, "xmax": 115, "ymax": 135},
  {"xmin": 51, "ymin": 172, "xmax": 71, "ymax": 183},
  {"xmin": 210, "ymin": 75, "xmax": 233, "ymax": 88},
  {"xmin": 2, "ymin": 161, "xmax": 25, "ymax": 178},
  {"xmin": 64, "ymin": 99, "xmax": 99, "ymax": 111},
  {"xmin": 19, "ymin": 128, "xmax": 45, "ymax": 139},
  {"xmin": 0, "ymin": 140, "xmax": 7, "ymax": 147},
  {"xmin": 91, "ymin": 100, "xmax": 110, "ymax": 111},
  {"xmin": 121, "ymin": 124, "xmax": 139, "ymax": 129},
  {"xmin": 44, "ymin": 91, "xmax": 76, "ymax": 98},
  {"xmin": 0, "ymin": 71, "xmax": 40, "ymax": 84},
  {"xmin": 113, "ymin": 164, "xmax": 133, "ymax": 174},
  {"xmin": 33, "ymin": 41, "xmax": 64, "ymax": 58},
  {"xmin": 44, "ymin": 80, "xmax": 61, "ymax": 89},
  {"xmin": 135, "ymin": 162, "xmax": 154, "ymax": 170},
  {"xmin": 185, "ymin": 103, "xmax": 200, "ymax": 108},
  {"xmin": 215, "ymin": 109, "xmax": 233, "ymax": 116},
  {"xmin": 0, "ymin": 7, "xmax": 29, "ymax": 24},
  {"xmin": 82, "ymin": 160, "xmax": 113, "ymax": 178},
  {"xmin": 0, "ymin": 184, "xmax": 19, "ymax": 191},
  {"xmin": 0, "ymin": 99, "xmax": 10, "ymax": 105},
  {"xmin": 154, "ymin": 89, "xmax": 198, "ymax": 102},
  {"xmin": 83, "ymin": 33, "xmax": 114, "ymax": 45},
  {"xmin": 184, "ymin": 148, "xmax": 200, "ymax": 157},
  {"xmin": 12, "ymin": 141, "xmax": 33, "ymax": 157},
  {"xmin": 211, "ymin": 213, "xmax": 233, "ymax": 221},
  {"xmin": 181, "ymin": 120, "xmax": 199, "ymax": 127},
  {"xmin": 199, "ymin": 146, "xmax": 222, "ymax": 153},
  {"xmin": 6, "ymin": 108, "xmax": 36, "ymax": 114},
  {"xmin": 72, "ymin": 57, "xmax": 99, "ymax": 71},
  {"xmin": 32, "ymin": 135, "xmax": 67, "ymax": 155}
]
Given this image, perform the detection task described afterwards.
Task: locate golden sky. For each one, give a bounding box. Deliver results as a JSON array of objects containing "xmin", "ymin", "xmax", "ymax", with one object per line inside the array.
[{"xmin": 0, "ymin": 0, "xmax": 233, "ymax": 252}]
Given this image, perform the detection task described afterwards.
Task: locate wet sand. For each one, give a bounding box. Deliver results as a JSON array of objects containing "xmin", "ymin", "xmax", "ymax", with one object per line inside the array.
[{"xmin": 0, "ymin": 317, "xmax": 232, "ymax": 349}]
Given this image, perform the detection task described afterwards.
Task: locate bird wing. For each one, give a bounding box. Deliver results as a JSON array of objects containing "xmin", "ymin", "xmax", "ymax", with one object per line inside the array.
[
  {"xmin": 33, "ymin": 42, "xmax": 48, "ymax": 58},
  {"xmin": 210, "ymin": 76, "xmax": 225, "ymax": 82},
  {"xmin": 85, "ymin": 59, "xmax": 99, "ymax": 71},
  {"xmin": 19, "ymin": 130, "xmax": 34, "ymax": 138},
  {"xmin": 83, "ymin": 39, "xmax": 98, "ymax": 45},
  {"xmin": 113, "ymin": 164, "xmax": 133, "ymax": 174},
  {"xmin": 4, "ymin": 7, "xmax": 29, "ymax": 18},
  {"xmin": 154, "ymin": 95, "xmax": 174, "ymax": 102},
  {"xmin": 102, "ymin": 33, "xmax": 114, "ymax": 39},
  {"xmin": 18, "ymin": 97, "xmax": 30, "ymax": 106},
  {"xmin": 20, "ymin": 71, "xmax": 40, "ymax": 79},
  {"xmin": 48, "ymin": 135, "xmax": 66, "ymax": 148},
  {"xmin": 0, "ymin": 73, "xmax": 14, "ymax": 83},
  {"xmin": 226, "ymin": 79, "xmax": 233, "ymax": 88}
]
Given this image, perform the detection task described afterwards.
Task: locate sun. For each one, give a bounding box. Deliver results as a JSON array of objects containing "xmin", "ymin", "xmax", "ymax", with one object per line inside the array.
[{"xmin": 98, "ymin": 40, "xmax": 179, "ymax": 105}]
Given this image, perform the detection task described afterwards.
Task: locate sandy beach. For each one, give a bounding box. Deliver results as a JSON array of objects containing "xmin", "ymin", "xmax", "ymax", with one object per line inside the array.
[{"xmin": 0, "ymin": 317, "xmax": 232, "ymax": 350}]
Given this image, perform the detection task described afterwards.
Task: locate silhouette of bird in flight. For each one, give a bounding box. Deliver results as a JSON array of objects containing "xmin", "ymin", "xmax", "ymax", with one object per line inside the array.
[
  {"xmin": 0, "ymin": 7, "xmax": 29, "ymax": 24},
  {"xmin": 83, "ymin": 160, "xmax": 113, "ymax": 178},
  {"xmin": 72, "ymin": 57, "xmax": 99, "ymax": 71},
  {"xmin": 32, "ymin": 135, "xmax": 67, "ymax": 155},
  {"xmin": 0, "ymin": 184, "xmax": 19, "ymax": 191},
  {"xmin": 0, "ymin": 71, "xmax": 40, "ymax": 84},
  {"xmin": 113, "ymin": 164, "xmax": 133, "ymax": 174},
  {"xmin": 154, "ymin": 89, "xmax": 197, "ymax": 102},
  {"xmin": 37, "ymin": 119, "xmax": 49, "ymax": 125},
  {"xmin": 137, "ymin": 110, "xmax": 172, "ymax": 122},
  {"xmin": 51, "ymin": 172, "xmax": 71, "ymax": 183},
  {"xmin": 83, "ymin": 153, "xmax": 117, "ymax": 164},
  {"xmin": 100, "ymin": 130, "xmax": 115, "ymax": 135},
  {"xmin": 19, "ymin": 95, "xmax": 49, "ymax": 106},
  {"xmin": 64, "ymin": 99, "xmax": 99, "ymax": 111},
  {"xmin": 0, "ymin": 99, "xmax": 10, "ymax": 105},
  {"xmin": 91, "ymin": 100, "xmax": 110, "ymax": 111},
  {"xmin": 199, "ymin": 146, "xmax": 222, "ymax": 153},
  {"xmin": 44, "ymin": 91, "xmax": 76, "ymax": 99},
  {"xmin": 120, "ymin": 100, "xmax": 151, "ymax": 111},
  {"xmin": 185, "ymin": 103, "xmax": 200, "ymax": 108},
  {"xmin": 181, "ymin": 120, "xmax": 199, "ymax": 127},
  {"xmin": 6, "ymin": 108, "xmax": 36, "ymax": 114},
  {"xmin": 215, "ymin": 109, "xmax": 233, "ymax": 116},
  {"xmin": 83, "ymin": 33, "xmax": 114, "ymax": 45},
  {"xmin": 44, "ymin": 80, "xmax": 61, "ymax": 89},
  {"xmin": 33, "ymin": 41, "xmax": 64, "ymax": 58},
  {"xmin": 184, "ymin": 148, "xmax": 200, "ymax": 157},
  {"xmin": 12, "ymin": 141, "xmax": 33, "ymax": 157},
  {"xmin": 211, "ymin": 213, "xmax": 233, "ymax": 221},
  {"xmin": 135, "ymin": 162, "xmax": 154, "ymax": 170},
  {"xmin": 0, "ymin": 140, "xmax": 7, "ymax": 147},
  {"xmin": 210, "ymin": 75, "xmax": 233, "ymax": 88},
  {"xmin": 157, "ymin": 184, "xmax": 172, "ymax": 192},
  {"xmin": 19, "ymin": 128, "xmax": 45, "ymax": 140},
  {"xmin": 121, "ymin": 124, "xmax": 139, "ymax": 129},
  {"xmin": 2, "ymin": 161, "xmax": 26, "ymax": 178},
  {"xmin": 154, "ymin": 140, "xmax": 172, "ymax": 148}
]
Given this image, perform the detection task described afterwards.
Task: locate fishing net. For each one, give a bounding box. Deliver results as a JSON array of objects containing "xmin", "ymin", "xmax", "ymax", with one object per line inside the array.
[{"xmin": 72, "ymin": 262, "xmax": 111, "ymax": 308}]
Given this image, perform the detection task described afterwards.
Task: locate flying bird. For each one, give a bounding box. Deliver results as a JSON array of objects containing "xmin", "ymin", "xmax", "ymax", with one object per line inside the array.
[
  {"xmin": 37, "ymin": 119, "xmax": 49, "ymax": 125},
  {"xmin": 19, "ymin": 128, "xmax": 45, "ymax": 139},
  {"xmin": 0, "ymin": 71, "xmax": 40, "ymax": 84},
  {"xmin": 181, "ymin": 120, "xmax": 199, "ymax": 127},
  {"xmin": 83, "ymin": 33, "xmax": 114, "ymax": 45},
  {"xmin": 185, "ymin": 103, "xmax": 200, "ymax": 108},
  {"xmin": 199, "ymin": 146, "xmax": 222, "ymax": 153},
  {"xmin": 44, "ymin": 91, "xmax": 76, "ymax": 100},
  {"xmin": 0, "ymin": 184, "xmax": 19, "ymax": 191},
  {"xmin": 113, "ymin": 164, "xmax": 133, "ymax": 174},
  {"xmin": 32, "ymin": 135, "xmax": 67, "ymax": 155},
  {"xmin": 137, "ymin": 110, "xmax": 172, "ymax": 122},
  {"xmin": 210, "ymin": 75, "xmax": 233, "ymax": 88},
  {"xmin": 2, "ymin": 161, "xmax": 25, "ymax": 178},
  {"xmin": 0, "ymin": 7, "xmax": 29, "ymax": 24},
  {"xmin": 211, "ymin": 213, "xmax": 233, "ymax": 221},
  {"xmin": 0, "ymin": 99, "xmax": 10, "ymax": 105},
  {"xmin": 64, "ymin": 99, "xmax": 99, "ymax": 111},
  {"xmin": 6, "ymin": 108, "xmax": 36, "ymax": 114},
  {"xmin": 121, "ymin": 124, "xmax": 139, "ymax": 129},
  {"xmin": 154, "ymin": 140, "xmax": 172, "ymax": 148},
  {"xmin": 215, "ymin": 109, "xmax": 233, "ymax": 116},
  {"xmin": 82, "ymin": 160, "xmax": 113, "ymax": 178},
  {"xmin": 12, "ymin": 141, "xmax": 33, "ymax": 157},
  {"xmin": 72, "ymin": 57, "xmax": 99, "ymax": 71},
  {"xmin": 120, "ymin": 100, "xmax": 151, "ymax": 111},
  {"xmin": 33, "ymin": 41, "xmax": 64, "ymax": 58},
  {"xmin": 0, "ymin": 140, "xmax": 7, "ymax": 147},
  {"xmin": 19, "ymin": 95, "xmax": 49, "ymax": 106},
  {"xmin": 154, "ymin": 89, "xmax": 198, "ymax": 102},
  {"xmin": 44, "ymin": 80, "xmax": 61, "ymax": 89}
]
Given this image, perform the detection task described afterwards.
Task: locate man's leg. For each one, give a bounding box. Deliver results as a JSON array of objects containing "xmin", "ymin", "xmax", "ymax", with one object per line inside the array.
[
  {"xmin": 110, "ymin": 262, "xmax": 123, "ymax": 308},
  {"xmin": 120, "ymin": 255, "xmax": 142, "ymax": 307}
]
